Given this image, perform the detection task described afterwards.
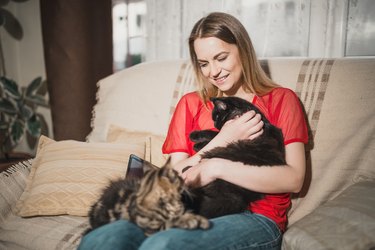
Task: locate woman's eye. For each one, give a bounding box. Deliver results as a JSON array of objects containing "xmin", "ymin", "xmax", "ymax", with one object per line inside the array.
[
  {"xmin": 217, "ymin": 56, "xmax": 227, "ymax": 62},
  {"xmin": 199, "ymin": 63, "xmax": 207, "ymax": 68}
]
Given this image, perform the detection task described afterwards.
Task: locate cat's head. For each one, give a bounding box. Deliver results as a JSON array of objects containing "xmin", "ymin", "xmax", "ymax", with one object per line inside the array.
[
  {"xmin": 210, "ymin": 96, "xmax": 252, "ymax": 129},
  {"xmin": 136, "ymin": 162, "xmax": 186, "ymax": 216}
]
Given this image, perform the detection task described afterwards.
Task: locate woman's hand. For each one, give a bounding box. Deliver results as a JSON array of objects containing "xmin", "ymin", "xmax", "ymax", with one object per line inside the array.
[
  {"xmin": 182, "ymin": 159, "xmax": 220, "ymax": 187},
  {"xmin": 216, "ymin": 111, "xmax": 264, "ymax": 145}
]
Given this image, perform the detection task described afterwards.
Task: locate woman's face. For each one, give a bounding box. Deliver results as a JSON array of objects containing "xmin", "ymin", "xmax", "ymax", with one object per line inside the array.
[{"xmin": 194, "ymin": 37, "xmax": 243, "ymax": 96}]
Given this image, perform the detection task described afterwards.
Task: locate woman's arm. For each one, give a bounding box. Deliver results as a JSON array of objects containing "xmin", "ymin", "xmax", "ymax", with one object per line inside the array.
[
  {"xmin": 170, "ymin": 111, "xmax": 264, "ymax": 174},
  {"xmin": 182, "ymin": 142, "xmax": 306, "ymax": 193}
]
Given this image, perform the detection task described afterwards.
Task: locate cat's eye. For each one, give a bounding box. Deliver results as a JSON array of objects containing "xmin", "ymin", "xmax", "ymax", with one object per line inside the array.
[{"xmin": 158, "ymin": 199, "xmax": 165, "ymax": 207}]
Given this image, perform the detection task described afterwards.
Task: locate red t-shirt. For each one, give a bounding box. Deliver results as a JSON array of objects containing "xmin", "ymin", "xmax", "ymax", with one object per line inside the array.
[{"xmin": 162, "ymin": 88, "xmax": 309, "ymax": 231}]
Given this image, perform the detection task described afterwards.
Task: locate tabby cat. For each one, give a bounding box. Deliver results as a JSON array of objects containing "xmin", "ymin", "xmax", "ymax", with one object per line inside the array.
[
  {"xmin": 85, "ymin": 163, "xmax": 209, "ymax": 236},
  {"xmin": 184, "ymin": 96, "xmax": 286, "ymax": 219}
]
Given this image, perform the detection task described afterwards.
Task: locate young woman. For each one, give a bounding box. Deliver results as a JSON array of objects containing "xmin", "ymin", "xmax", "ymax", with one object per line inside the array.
[{"xmin": 78, "ymin": 12, "xmax": 308, "ymax": 250}]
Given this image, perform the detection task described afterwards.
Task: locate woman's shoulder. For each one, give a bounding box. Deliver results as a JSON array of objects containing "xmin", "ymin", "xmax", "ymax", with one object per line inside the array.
[
  {"xmin": 180, "ymin": 91, "xmax": 201, "ymax": 100},
  {"xmin": 174, "ymin": 91, "xmax": 206, "ymax": 111},
  {"xmin": 270, "ymin": 87, "xmax": 297, "ymax": 97},
  {"xmin": 177, "ymin": 91, "xmax": 205, "ymax": 105},
  {"xmin": 269, "ymin": 87, "xmax": 300, "ymax": 103}
]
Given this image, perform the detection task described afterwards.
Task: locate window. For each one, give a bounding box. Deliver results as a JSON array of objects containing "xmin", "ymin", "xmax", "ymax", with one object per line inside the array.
[
  {"xmin": 345, "ymin": 0, "xmax": 375, "ymax": 56},
  {"xmin": 112, "ymin": 0, "xmax": 375, "ymax": 70},
  {"xmin": 112, "ymin": 0, "xmax": 146, "ymax": 71}
]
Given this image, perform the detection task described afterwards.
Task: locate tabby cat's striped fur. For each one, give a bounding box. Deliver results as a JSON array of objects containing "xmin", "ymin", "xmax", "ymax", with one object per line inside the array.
[{"xmin": 85, "ymin": 164, "xmax": 209, "ymax": 236}]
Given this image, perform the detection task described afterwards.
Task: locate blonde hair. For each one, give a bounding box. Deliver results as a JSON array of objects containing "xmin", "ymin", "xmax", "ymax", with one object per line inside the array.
[{"xmin": 189, "ymin": 12, "xmax": 279, "ymax": 103}]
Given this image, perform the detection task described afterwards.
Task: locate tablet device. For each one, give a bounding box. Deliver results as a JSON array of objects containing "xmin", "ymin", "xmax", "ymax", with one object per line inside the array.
[{"xmin": 126, "ymin": 154, "xmax": 145, "ymax": 179}]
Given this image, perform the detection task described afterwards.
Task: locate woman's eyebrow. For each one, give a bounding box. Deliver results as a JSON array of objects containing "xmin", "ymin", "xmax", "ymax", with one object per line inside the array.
[
  {"xmin": 197, "ymin": 51, "xmax": 229, "ymax": 62},
  {"xmin": 213, "ymin": 51, "xmax": 229, "ymax": 59}
]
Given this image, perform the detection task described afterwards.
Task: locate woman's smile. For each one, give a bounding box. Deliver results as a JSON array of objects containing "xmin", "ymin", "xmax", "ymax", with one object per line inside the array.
[{"xmin": 213, "ymin": 74, "xmax": 229, "ymax": 85}]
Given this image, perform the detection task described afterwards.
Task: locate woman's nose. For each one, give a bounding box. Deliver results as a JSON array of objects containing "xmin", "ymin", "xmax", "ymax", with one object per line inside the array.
[{"xmin": 209, "ymin": 63, "xmax": 221, "ymax": 78}]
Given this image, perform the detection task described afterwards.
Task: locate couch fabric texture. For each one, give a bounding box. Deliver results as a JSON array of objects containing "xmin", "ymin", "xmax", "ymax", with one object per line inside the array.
[{"xmin": 1, "ymin": 58, "xmax": 374, "ymax": 250}]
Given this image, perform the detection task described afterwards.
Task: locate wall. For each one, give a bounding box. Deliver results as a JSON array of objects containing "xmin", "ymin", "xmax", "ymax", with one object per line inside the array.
[{"xmin": 1, "ymin": 0, "xmax": 52, "ymax": 154}]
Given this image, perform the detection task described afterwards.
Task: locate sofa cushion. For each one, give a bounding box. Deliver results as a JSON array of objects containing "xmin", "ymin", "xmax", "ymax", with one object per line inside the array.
[
  {"xmin": 15, "ymin": 136, "xmax": 145, "ymax": 217},
  {"xmin": 0, "ymin": 160, "xmax": 87, "ymax": 250},
  {"xmin": 106, "ymin": 124, "xmax": 168, "ymax": 167},
  {"xmin": 0, "ymin": 213, "xmax": 86, "ymax": 250},
  {"xmin": 87, "ymin": 59, "xmax": 190, "ymax": 142},
  {"xmin": 0, "ymin": 161, "xmax": 32, "ymax": 223},
  {"xmin": 282, "ymin": 181, "xmax": 375, "ymax": 250}
]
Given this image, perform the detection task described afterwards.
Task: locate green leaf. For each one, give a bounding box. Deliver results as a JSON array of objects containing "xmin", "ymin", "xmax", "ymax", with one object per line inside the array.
[
  {"xmin": 37, "ymin": 113, "xmax": 49, "ymax": 137},
  {"xmin": 0, "ymin": 120, "xmax": 8, "ymax": 129},
  {"xmin": 0, "ymin": 76, "xmax": 21, "ymax": 99},
  {"xmin": 37, "ymin": 79, "xmax": 48, "ymax": 96},
  {"xmin": 26, "ymin": 76, "xmax": 42, "ymax": 97},
  {"xmin": 0, "ymin": 8, "xmax": 23, "ymax": 40},
  {"xmin": 0, "ymin": 98, "xmax": 17, "ymax": 114},
  {"xmin": 20, "ymin": 104, "xmax": 33, "ymax": 120},
  {"xmin": 26, "ymin": 115, "xmax": 41, "ymax": 137},
  {"xmin": 10, "ymin": 119, "xmax": 24, "ymax": 143},
  {"xmin": 25, "ymin": 94, "xmax": 49, "ymax": 107}
]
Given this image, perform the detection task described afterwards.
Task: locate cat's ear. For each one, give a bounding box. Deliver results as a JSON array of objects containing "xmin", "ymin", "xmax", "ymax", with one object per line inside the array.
[
  {"xmin": 162, "ymin": 157, "xmax": 172, "ymax": 168},
  {"xmin": 212, "ymin": 98, "xmax": 227, "ymax": 111}
]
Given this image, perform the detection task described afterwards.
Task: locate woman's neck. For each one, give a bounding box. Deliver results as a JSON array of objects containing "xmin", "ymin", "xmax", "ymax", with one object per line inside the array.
[{"xmin": 223, "ymin": 86, "xmax": 254, "ymax": 102}]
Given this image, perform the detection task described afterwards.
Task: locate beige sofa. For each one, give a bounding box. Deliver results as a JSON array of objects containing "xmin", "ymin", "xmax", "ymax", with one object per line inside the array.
[{"xmin": 1, "ymin": 58, "xmax": 374, "ymax": 250}]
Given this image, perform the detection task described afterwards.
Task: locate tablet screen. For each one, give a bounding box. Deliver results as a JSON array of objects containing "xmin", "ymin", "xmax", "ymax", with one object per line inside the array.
[{"xmin": 126, "ymin": 154, "xmax": 145, "ymax": 179}]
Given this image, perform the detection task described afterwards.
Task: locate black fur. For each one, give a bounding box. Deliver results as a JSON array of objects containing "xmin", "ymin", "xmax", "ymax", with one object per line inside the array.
[{"xmin": 184, "ymin": 96, "xmax": 286, "ymax": 218}]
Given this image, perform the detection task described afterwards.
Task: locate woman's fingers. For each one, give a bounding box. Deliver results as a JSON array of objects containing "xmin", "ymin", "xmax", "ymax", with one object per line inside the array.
[
  {"xmin": 232, "ymin": 111, "xmax": 264, "ymax": 139},
  {"xmin": 216, "ymin": 111, "xmax": 265, "ymax": 143},
  {"xmin": 249, "ymin": 128, "xmax": 264, "ymax": 140}
]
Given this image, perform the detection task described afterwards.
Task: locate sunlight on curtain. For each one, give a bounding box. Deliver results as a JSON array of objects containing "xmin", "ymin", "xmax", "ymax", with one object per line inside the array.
[
  {"xmin": 346, "ymin": 0, "xmax": 375, "ymax": 56},
  {"xmin": 145, "ymin": 0, "xmax": 310, "ymax": 61},
  {"xmin": 112, "ymin": 0, "xmax": 375, "ymax": 70}
]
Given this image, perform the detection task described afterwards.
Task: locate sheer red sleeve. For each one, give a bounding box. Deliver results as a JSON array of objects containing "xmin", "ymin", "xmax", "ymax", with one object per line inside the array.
[
  {"xmin": 268, "ymin": 88, "xmax": 309, "ymax": 145},
  {"xmin": 162, "ymin": 92, "xmax": 214, "ymax": 156}
]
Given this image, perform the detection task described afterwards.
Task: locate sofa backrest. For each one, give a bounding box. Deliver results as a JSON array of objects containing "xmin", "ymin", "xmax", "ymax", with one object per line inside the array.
[{"xmin": 87, "ymin": 57, "xmax": 375, "ymax": 226}]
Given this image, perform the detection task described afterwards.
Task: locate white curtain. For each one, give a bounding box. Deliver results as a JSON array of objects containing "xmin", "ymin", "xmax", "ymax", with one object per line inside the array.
[{"xmin": 144, "ymin": 0, "xmax": 375, "ymax": 62}]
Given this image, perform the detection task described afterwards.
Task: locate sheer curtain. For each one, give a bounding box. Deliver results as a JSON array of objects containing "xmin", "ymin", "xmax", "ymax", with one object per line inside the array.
[
  {"xmin": 145, "ymin": 0, "xmax": 312, "ymax": 61},
  {"xmin": 144, "ymin": 0, "xmax": 375, "ymax": 62}
]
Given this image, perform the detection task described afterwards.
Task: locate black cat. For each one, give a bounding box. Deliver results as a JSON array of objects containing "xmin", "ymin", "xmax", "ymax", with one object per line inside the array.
[{"xmin": 183, "ymin": 96, "xmax": 286, "ymax": 219}]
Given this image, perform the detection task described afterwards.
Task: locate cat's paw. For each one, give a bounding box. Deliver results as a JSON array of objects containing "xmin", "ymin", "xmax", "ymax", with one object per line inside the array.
[
  {"xmin": 189, "ymin": 130, "xmax": 218, "ymax": 143},
  {"xmin": 173, "ymin": 213, "xmax": 210, "ymax": 230},
  {"xmin": 193, "ymin": 142, "xmax": 209, "ymax": 152}
]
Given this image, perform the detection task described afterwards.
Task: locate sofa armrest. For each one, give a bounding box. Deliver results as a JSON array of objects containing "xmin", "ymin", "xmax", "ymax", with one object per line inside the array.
[
  {"xmin": 282, "ymin": 181, "xmax": 375, "ymax": 250},
  {"xmin": 0, "ymin": 160, "xmax": 33, "ymax": 223}
]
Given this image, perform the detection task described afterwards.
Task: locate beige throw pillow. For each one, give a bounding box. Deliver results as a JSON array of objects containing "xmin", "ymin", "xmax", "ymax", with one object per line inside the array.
[
  {"xmin": 16, "ymin": 135, "xmax": 145, "ymax": 217},
  {"xmin": 107, "ymin": 124, "xmax": 168, "ymax": 167}
]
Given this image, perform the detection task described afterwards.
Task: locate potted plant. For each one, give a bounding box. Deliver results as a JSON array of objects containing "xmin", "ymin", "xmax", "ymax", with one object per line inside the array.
[
  {"xmin": 0, "ymin": 76, "xmax": 49, "ymax": 160},
  {"xmin": 0, "ymin": 0, "xmax": 48, "ymax": 162}
]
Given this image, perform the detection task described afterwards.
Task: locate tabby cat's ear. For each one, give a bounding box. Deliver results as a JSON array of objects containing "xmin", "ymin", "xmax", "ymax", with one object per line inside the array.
[
  {"xmin": 211, "ymin": 98, "xmax": 227, "ymax": 111},
  {"xmin": 162, "ymin": 157, "xmax": 172, "ymax": 168}
]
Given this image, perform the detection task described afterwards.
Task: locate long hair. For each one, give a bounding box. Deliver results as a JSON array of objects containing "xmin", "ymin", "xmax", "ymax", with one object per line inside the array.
[{"xmin": 188, "ymin": 12, "xmax": 279, "ymax": 103}]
